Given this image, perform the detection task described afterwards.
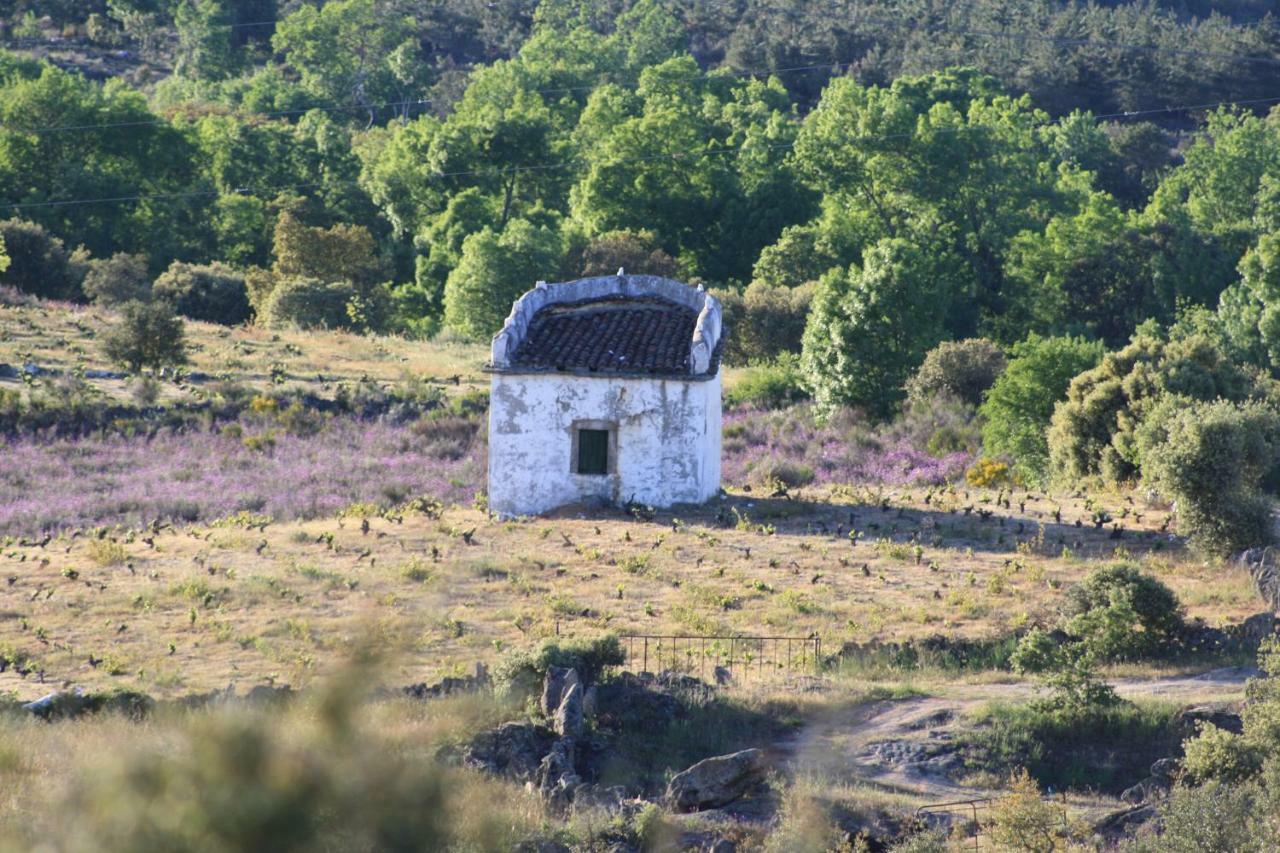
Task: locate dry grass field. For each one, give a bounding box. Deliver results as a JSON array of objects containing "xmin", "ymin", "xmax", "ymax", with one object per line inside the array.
[
  {"xmin": 0, "ymin": 481, "xmax": 1259, "ymax": 702},
  {"xmin": 0, "ymin": 294, "xmax": 490, "ymax": 403}
]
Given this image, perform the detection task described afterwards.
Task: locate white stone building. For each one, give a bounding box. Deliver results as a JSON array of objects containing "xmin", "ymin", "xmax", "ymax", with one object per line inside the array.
[{"xmin": 486, "ymin": 274, "xmax": 722, "ymax": 517}]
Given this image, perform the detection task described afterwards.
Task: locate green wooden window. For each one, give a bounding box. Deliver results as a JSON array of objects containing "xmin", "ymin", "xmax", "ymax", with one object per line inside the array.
[{"xmin": 577, "ymin": 429, "xmax": 609, "ymax": 475}]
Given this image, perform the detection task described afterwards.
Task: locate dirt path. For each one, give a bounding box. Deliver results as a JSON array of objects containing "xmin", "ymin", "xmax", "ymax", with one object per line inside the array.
[{"xmin": 781, "ymin": 667, "xmax": 1256, "ymax": 803}]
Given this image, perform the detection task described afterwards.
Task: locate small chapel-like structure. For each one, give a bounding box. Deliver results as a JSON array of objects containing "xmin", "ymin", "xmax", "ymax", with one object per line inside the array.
[{"xmin": 486, "ymin": 273, "xmax": 723, "ymax": 517}]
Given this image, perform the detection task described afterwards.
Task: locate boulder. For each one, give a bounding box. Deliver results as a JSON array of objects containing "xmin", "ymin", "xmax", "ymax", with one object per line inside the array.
[
  {"xmin": 537, "ymin": 737, "xmax": 580, "ymax": 807},
  {"xmin": 541, "ymin": 666, "xmax": 580, "ymax": 717},
  {"xmin": 666, "ymin": 748, "xmax": 769, "ymax": 812},
  {"xmin": 461, "ymin": 721, "xmax": 556, "ymax": 782},
  {"xmin": 1239, "ymin": 612, "xmax": 1277, "ymax": 644},
  {"xmin": 1175, "ymin": 704, "xmax": 1243, "ymax": 736},
  {"xmin": 554, "ymin": 682, "xmax": 584, "ymax": 738},
  {"xmin": 22, "ymin": 690, "xmax": 90, "ymax": 720},
  {"xmin": 1150, "ymin": 757, "xmax": 1179, "ymax": 780},
  {"xmin": 1238, "ymin": 547, "xmax": 1280, "ymax": 612},
  {"xmin": 593, "ymin": 672, "xmax": 679, "ymax": 733},
  {"xmin": 1120, "ymin": 775, "xmax": 1169, "ymax": 805}
]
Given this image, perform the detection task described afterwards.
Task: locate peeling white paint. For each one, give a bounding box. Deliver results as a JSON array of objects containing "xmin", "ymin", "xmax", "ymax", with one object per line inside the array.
[{"xmin": 488, "ymin": 372, "xmax": 721, "ymax": 517}]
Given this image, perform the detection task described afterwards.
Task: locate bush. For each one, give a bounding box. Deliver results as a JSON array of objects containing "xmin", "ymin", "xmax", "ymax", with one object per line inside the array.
[
  {"xmin": 966, "ymin": 457, "xmax": 1013, "ymax": 488},
  {"xmin": 726, "ymin": 354, "xmax": 809, "ymax": 409},
  {"xmin": 979, "ymin": 334, "xmax": 1104, "ymax": 485},
  {"xmin": 749, "ymin": 456, "xmax": 815, "ymax": 490},
  {"xmin": 101, "ymin": 301, "xmax": 187, "ymax": 372},
  {"xmin": 717, "ymin": 281, "xmax": 814, "ymax": 364},
  {"xmin": 82, "ymin": 253, "xmax": 151, "ymax": 306},
  {"xmin": 0, "ymin": 217, "xmax": 83, "ymax": 300},
  {"xmin": 987, "ymin": 769, "xmax": 1069, "ymax": 853},
  {"xmin": 1047, "ymin": 330, "xmax": 1255, "ymax": 486},
  {"xmin": 571, "ymin": 229, "xmax": 680, "ymax": 279},
  {"xmin": 906, "ymin": 338, "xmax": 1006, "ymax": 407},
  {"xmin": 1139, "ymin": 398, "xmax": 1279, "ymax": 556},
  {"xmin": 153, "ymin": 261, "xmax": 251, "ymax": 325},
  {"xmin": 1062, "ymin": 563, "xmax": 1184, "ymax": 661},
  {"xmin": 1181, "ymin": 723, "xmax": 1263, "ymax": 784},
  {"xmin": 261, "ymin": 278, "xmax": 360, "ymax": 331},
  {"xmin": 492, "ymin": 635, "xmax": 625, "ymax": 696},
  {"xmin": 1125, "ymin": 779, "xmax": 1271, "ymax": 852}
]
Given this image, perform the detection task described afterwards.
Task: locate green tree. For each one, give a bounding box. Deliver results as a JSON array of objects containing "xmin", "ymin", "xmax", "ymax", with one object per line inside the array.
[
  {"xmin": 1138, "ymin": 398, "xmax": 1279, "ymax": 556},
  {"xmin": 102, "ymin": 300, "xmax": 188, "ymax": 372},
  {"xmin": 153, "ymin": 261, "xmax": 250, "ymax": 325},
  {"xmin": 978, "ymin": 334, "xmax": 1104, "ymax": 484},
  {"xmin": 82, "ymin": 252, "xmax": 151, "ymax": 306},
  {"xmin": 1048, "ymin": 330, "xmax": 1255, "ymax": 486},
  {"xmin": 0, "ymin": 218, "xmax": 83, "ymax": 300},
  {"xmin": 800, "ymin": 234, "xmax": 959, "ymax": 418},
  {"xmin": 273, "ymin": 0, "xmax": 420, "ymax": 118},
  {"xmin": 905, "ymin": 338, "xmax": 1006, "ymax": 408},
  {"xmin": 443, "ymin": 217, "xmax": 564, "ymax": 340},
  {"xmin": 173, "ymin": 0, "xmax": 240, "ymax": 81},
  {"xmin": 1220, "ymin": 232, "xmax": 1280, "ymax": 370}
]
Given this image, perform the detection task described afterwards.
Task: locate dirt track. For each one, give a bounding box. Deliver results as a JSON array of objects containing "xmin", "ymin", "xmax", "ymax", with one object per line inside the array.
[{"xmin": 782, "ymin": 667, "xmax": 1256, "ymax": 803}]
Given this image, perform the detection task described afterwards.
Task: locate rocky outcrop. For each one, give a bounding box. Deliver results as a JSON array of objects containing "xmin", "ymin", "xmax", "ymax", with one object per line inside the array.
[
  {"xmin": 537, "ymin": 736, "xmax": 581, "ymax": 805},
  {"xmin": 403, "ymin": 664, "xmax": 490, "ymax": 700},
  {"xmin": 554, "ymin": 682, "xmax": 584, "ymax": 738},
  {"xmin": 1175, "ymin": 703, "xmax": 1243, "ymax": 736},
  {"xmin": 1239, "ymin": 547, "xmax": 1280, "ymax": 612},
  {"xmin": 666, "ymin": 748, "xmax": 769, "ymax": 812},
  {"xmin": 1121, "ymin": 757, "xmax": 1182, "ymax": 805},
  {"xmin": 22, "ymin": 689, "xmax": 155, "ymax": 721},
  {"xmin": 459, "ymin": 721, "xmax": 557, "ymax": 782},
  {"xmin": 541, "ymin": 665, "xmax": 580, "ymax": 717}
]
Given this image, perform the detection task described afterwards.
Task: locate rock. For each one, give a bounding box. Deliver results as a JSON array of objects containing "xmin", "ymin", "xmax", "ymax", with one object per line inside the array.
[
  {"xmin": 1150, "ymin": 757, "xmax": 1179, "ymax": 780},
  {"xmin": 83, "ymin": 369, "xmax": 126, "ymax": 380},
  {"xmin": 97, "ymin": 690, "xmax": 155, "ymax": 720},
  {"xmin": 537, "ymin": 737, "xmax": 580, "ymax": 807},
  {"xmin": 1175, "ymin": 703, "xmax": 1243, "ymax": 736},
  {"xmin": 554, "ymin": 682, "xmax": 584, "ymax": 738},
  {"xmin": 713, "ymin": 666, "xmax": 732, "ymax": 686},
  {"xmin": 666, "ymin": 748, "xmax": 769, "ymax": 812},
  {"xmin": 1093, "ymin": 803, "xmax": 1159, "ymax": 842},
  {"xmin": 244, "ymin": 684, "xmax": 293, "ymax": 706},
  {"xmin": 461, "ymin": 722, "xmax": 556, "ymax": 782},
  {"xmin": 593, "ymin": 672, "xmax": 679, "ymax": 734},
  {"xmin": 707, "ymin": 840, "xmax": 736, "ymax": 853},
  {"xmin": 0, "ymin": 363, "xmax": 16, "ymax": 379},
  {"xmin": 1239, "ymin": 612, "xmax": 1277, "ymax": 644},
  {"xmin": 403, "ymin": 667, "xmax": 490, "ymax": 700},
  {"xmin": 22, "ymin": 690, "xmax": 90, "ymax": 720},
  {"xmin": 1121, "ymin": 774, "xmax": 1171, "ymax": 805},
  {"xmin": 512, "ymin": 840, "xmax": 571, "ymax": 853},
  {"xmin": 541, "ymin": 666, "xmax": 580, "ymax": 717},
  {"xmin": 582, "ymin": 684, "xmax": 598, "ymax": 719},
  {"xmin": 1238, "ymin": 547, "xmax": 1280, "ymax": 612}
]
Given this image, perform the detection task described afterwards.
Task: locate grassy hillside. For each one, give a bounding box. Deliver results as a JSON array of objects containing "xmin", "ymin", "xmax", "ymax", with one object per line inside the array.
[{"xmin": 0, "ymin": 471, "xmax": 1257, "ymax": 702}]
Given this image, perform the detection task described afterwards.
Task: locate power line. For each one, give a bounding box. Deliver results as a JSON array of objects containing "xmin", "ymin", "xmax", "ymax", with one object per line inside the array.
[{"xmin": 6, "ymin": 89, "xmax": 1280, "ymax": 213}]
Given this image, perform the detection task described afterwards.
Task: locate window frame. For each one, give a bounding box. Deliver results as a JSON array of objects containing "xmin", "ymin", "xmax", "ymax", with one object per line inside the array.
[{"xmin": 570, "ymin": 420, "xmax": 617, "ymax": 476}]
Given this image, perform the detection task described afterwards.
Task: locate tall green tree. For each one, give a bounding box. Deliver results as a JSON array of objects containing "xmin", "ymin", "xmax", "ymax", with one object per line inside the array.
[
  {"xmin": 443, "ymin": 216, "xmax": 564, "ymax": 340},
  {"xmin": 801, "ymin": 232, "xmax": 960, "ymax": 418}
]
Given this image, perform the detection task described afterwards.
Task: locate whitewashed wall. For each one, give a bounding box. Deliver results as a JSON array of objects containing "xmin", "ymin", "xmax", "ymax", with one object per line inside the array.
[{"xmin": 488, "ymin": 371, "xmax": 721, "ymax": 517}]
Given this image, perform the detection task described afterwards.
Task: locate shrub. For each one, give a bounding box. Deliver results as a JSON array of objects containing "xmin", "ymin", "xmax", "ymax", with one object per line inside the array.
[
  {"xmin": 1125, "ymin": 779, "xmax": 1270, "ymax": 852},
  {"xmin": 1139, "ymin": 398, "xmax": 1279, "ymax": 555},
  {"xmin": 44, "ymin": 687, "xmax": 478, "ymax": 852},
  {"xmin": 0, "ymin": 217, "xmax": 82, "ymax": 300},
  {"xmin": 987, "ymin": 769, "xmax": 1068, "ymax": 853},
  {"xmin": 492, "ymin": 635, "xmax": 625, "ymax": 696},
  {"xmin": 980, "ymin": 334, "xmax": 1104, "ymax": 484},
  {"xmin": 101, "ymin": 301, "xmax": 188, "ymax": 372},
  {"xmin": 571, "ymin": 229, "xmax": 679, "ymax": 279},
  {"xmin": 749, "ymin": 456, "xmax": 815, "ymax": 490},
  {"xmin": 82, "ymin": 253, "xmax": 151, "ymax": 306},
  {"xmin": 1047, "ymin": 330, "xmax": 1255, "ymax": 486},
  {"xmin": 726, "ymin": 353, "xmax": 809, "ymax": 409},
  {"xmin": 1181, "ymin": 723, "xmax": 1263, "ymax": 784},
  {"xmin": 717, "ymin": 281, "xmax": 814, "ymax": 364},
  {"xmin": 153, "ymin": 261, "xmax": 251, "ymax": 325},
  {"xmin": 906, "ymin": 338, "xmax": 1006, "ymax": 407},
  {"xmin": 1062, "ymin": 563, "xmax": 1184, "ymax": 661},
  {"xmin": 261, "ymin": 278, "xmax": 360, "ymax": 331},
  {"xmin": 966, "ymin": 457, "xmax": 1013, "ymax": 488}
]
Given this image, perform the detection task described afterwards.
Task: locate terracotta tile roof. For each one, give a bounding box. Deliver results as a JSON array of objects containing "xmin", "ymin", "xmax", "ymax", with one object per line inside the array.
[{"xmin": 511, "ymin": 297, "xmax": 697, "ymax": 375}]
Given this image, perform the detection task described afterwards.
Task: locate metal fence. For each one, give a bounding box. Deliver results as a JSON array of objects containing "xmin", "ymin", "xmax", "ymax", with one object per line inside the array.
[
  {"xmin": 916, "ymin": 794, "xmax": 1068, "ymax": 851},
  {"xmin": 616, "ymin": 634, "xmax": 821, "ymax": 682}
]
